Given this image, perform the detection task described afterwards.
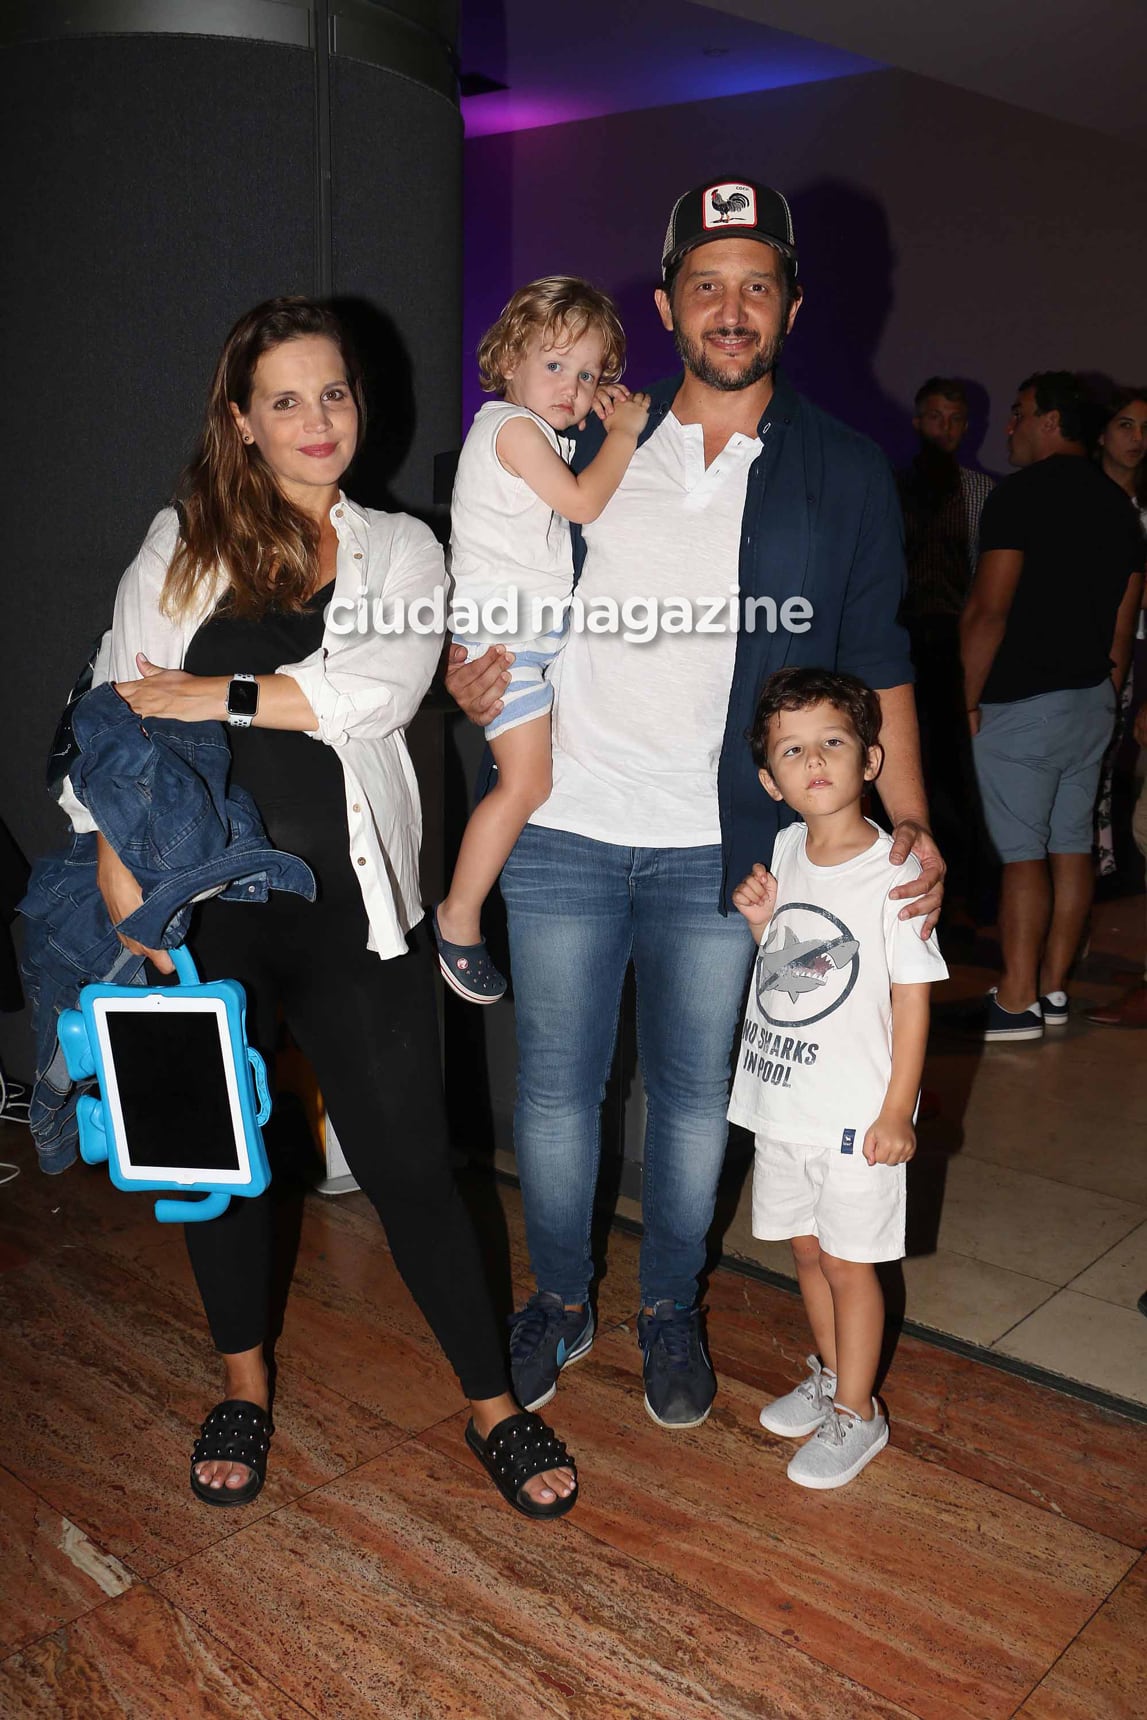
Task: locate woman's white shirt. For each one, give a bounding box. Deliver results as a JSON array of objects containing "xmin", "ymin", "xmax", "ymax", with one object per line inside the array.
[{"xmin": 81, "ymin": 496, "xmax": 446, "ymax": 960}]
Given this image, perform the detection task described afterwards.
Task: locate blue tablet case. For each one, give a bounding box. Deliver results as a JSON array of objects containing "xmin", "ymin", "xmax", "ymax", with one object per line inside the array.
[{"xmin": 57, "ymin": 946, "xmax": 271, "ymax": 1223}]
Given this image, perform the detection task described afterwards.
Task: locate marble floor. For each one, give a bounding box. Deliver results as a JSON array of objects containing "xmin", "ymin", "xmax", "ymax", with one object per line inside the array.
[{"xmin": 1, "ymin": 1109, "xmax": 1145, "ymax": 1719}]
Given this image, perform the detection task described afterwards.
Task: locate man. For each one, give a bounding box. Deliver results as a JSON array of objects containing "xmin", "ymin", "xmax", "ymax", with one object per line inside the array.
[
  {"xmin": 448, "ymin": 178, "xmax": 943, "ymax": 1429},
  {"xmin": 900, "ymin": 377, "xmax": 994, "ymax": 625},
  {"xmin": 961, "ymin": 372, "xmax": 1144, "ymax": 1040},
  {"xmin": 898, "ymin": 378, "xmax": 994, "ymax": 896}
]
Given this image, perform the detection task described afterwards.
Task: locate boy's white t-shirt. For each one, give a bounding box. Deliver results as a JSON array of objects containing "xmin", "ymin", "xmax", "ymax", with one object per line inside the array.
[
  {"xmin": 448, "ymin": 401, "xmax": 573, "ymax": 642},
  {"xmin": 728, "ymin": 821, "xmax": 948, "ymax": 1147}
]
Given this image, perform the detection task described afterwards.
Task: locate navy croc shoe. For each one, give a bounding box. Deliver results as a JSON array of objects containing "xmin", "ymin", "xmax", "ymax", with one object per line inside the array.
[{"xmin": 432, "ymin": 906, "xmax": 507, "ymax": 1004}]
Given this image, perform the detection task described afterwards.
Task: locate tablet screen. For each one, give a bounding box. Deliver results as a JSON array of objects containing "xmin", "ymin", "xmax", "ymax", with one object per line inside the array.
[{"xmin": 101, "ymin": 1005, "xmax": 245, "ymax": 1177}]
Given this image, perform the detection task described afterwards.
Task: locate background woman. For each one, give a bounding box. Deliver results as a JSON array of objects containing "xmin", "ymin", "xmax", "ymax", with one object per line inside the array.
[
  {"xmin": 1098, "ymin": 387, "xmax": 1147, "ymax": 519},
  {"xmin": 1093, "ymin": 388, "xmax": 1147, "ymax": 881},
  {"xmin": 96, "ymin": 298, "xmax": 576, "ymax": 1516},
  {"xmin": 1090, "ymin": 389, "xmax": 1147, "ymax": 1027}
]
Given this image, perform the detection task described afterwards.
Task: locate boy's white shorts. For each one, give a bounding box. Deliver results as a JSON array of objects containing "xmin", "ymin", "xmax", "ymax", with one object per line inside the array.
[{"xmin": 751, "ymin": 1133, "xmax": 906, "ymax": 1263}]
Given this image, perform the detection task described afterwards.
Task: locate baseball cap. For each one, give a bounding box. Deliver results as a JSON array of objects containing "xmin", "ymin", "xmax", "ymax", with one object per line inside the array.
[{"xmin": 662, "ymin": 179, "xmax": 797, "ymax": 280}]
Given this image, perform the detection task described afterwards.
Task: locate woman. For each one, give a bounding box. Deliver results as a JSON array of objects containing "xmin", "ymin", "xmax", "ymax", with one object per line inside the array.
[
  {"xmin": 1098, "ymin": 388, "xmax": 1147, "ymax": 518},
  {"xmin": 97, "ymin": 298, "xmax": 576, "ymax": 1516},
  {"xmin": 1093, "ymin": 389, "xmax": 1147, "ymax": 881}
]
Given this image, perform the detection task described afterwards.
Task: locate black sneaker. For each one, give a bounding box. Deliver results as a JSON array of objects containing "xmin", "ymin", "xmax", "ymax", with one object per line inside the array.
[
  {"xmin": 981, "ymin": 989, "xmax": 1043, "ymax": 1042},
  {"xmin": 637, "ymin": 1300, "xmax": 716, "ymax": 1429},
  {"xmin": 508, "ymin": 1291, "xmax": 594, "ymax": 1412},
  {"xmin": 1039, "ymin": 990, "xmax": 1069, "ymax": 1027}
]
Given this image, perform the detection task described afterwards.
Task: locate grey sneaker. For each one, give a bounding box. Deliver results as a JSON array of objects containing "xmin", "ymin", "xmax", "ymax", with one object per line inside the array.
[
  {"xmin": 508, "ymin": 1292, "xmax": 594, "ymax": 1412},
  {"xmin": 637, "ymin": 1300, "xmax": 716, "ymax": 1429},
  {"xmin": 759, "ymin": 1355, "xmax": 837, "ymax": 1438},
  {"xmin": 787, "ymin": 1399, "xmax": 889, "ymax": 1490}
]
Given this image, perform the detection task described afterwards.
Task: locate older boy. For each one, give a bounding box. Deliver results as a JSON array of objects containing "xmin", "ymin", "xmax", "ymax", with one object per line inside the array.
[{"xmin": 729, "ymin": 667, "xmax": 947, "ymax": 1488}]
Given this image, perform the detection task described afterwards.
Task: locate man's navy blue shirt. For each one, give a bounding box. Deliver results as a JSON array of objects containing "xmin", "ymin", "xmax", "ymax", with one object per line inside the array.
[{"xmin": 565, "ymin": 370, "xmax": 913, "ymax": 907}]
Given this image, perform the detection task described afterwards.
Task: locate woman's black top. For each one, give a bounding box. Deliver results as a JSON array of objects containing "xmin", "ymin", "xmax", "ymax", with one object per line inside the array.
[{"xmin": 183, "ymin": 582, "xmax": 351, "ymax": 893}]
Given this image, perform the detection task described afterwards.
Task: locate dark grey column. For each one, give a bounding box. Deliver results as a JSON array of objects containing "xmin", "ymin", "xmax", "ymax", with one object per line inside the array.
[{"xmin": 0, "ymin": 1, "xmax": 460, "ymax": 1065}]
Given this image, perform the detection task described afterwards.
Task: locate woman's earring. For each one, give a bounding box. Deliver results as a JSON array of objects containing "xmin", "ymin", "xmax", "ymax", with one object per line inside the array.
[{"xmin": 243, "ymin": 434, "xmax": 253, "ymax": 444}]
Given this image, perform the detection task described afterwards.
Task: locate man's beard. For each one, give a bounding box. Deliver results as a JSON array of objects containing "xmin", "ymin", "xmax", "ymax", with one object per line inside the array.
[{"xmin": 672, "ymin": 322, "xmax": 786, "ymax": 392}]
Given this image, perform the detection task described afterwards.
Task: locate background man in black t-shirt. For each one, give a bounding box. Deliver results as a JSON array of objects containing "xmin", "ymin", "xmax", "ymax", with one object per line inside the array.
[{"xmin": 960, "ymin": 372, "xmax": 1144, "ymax": 1041}]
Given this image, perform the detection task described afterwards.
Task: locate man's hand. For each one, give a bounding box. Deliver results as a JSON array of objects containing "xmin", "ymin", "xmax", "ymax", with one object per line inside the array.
[
  {"xmin": 444, "ymin": 642, "xmax": 513, "ymax": 728},
  {"xmin": 115, "ymin": 655, "xmax": 226, "ymax": 723},
  {"xmin": 96, "ymin": 834, "xmax": 173, "ymax": 974},
  {"xmin": 887, "ymin": 820, "xmax": 945, "ymax": 937},
  {"xmin": 966, "ymin": 706, "xmax": 982, "ymax": 737},
  {"xmin": 863, "ymin": 1108, "xmax": 916, "ymax": 1166},
  {"xmin": 731, "ymin": 863, "xmax": 778, "ymax": 943}
]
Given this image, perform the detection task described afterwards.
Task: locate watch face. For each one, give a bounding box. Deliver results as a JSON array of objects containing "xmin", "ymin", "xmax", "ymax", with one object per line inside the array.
[{"xmin": 227, "ymin": 679, "xmax": 259, "ymax": 717}]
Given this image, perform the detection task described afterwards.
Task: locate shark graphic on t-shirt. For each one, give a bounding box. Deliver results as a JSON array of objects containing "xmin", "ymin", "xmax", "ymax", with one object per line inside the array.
[{"xmin": 756, "ymin": 924, "xmax": 860, "ymax": 1004}]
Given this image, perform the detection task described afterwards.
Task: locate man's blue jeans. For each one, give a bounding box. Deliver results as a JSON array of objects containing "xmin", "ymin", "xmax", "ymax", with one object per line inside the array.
[{"xmin": 500, "ymin": 824, "xmax": 756, "ymax": 1308}]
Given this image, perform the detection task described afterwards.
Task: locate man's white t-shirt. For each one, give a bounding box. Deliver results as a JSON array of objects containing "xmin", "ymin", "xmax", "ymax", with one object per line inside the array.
[
  {"xmin": 531, "ymin": 412, "xmax": 761, "ymax": 848},
  {"xmin": 728, "ymin": 822, "xmax": 948, "ymax": 1146}
]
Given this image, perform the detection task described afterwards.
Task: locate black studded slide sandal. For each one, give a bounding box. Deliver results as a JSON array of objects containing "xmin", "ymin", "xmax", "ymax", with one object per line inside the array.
[
  {"xmin": 190, "ymin": 1399, "xmax": 273, "ymax": 1507},
  {"xmin": 465, "ymin": 1410, "xmax": 578, "ymax": 1520}
]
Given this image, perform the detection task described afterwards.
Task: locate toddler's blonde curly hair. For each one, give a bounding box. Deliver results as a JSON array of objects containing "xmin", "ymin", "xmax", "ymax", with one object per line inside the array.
[{"xmin": 477, "ymin": 276, "xmax": 626, "ymax": 393}]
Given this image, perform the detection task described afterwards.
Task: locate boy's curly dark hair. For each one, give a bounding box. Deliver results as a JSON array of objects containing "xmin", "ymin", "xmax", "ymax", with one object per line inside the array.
[{"xmin": 748, "ymin": 667, "xmax": 882, "ymax": 770}]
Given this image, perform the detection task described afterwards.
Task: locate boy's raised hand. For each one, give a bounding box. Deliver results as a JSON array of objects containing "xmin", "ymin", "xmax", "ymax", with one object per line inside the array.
[
  {"xmin": 604, "ymin": 391, "xmax": 651, "ymax": 438},
  {"xmin": 589, "ymin": 382, "xmax": 631, "ymax": 424},
  {"xmin": 863, "ymin": 1110, "xmax": 916, "ymax": 1166},
  {"xmin": 731, "ymin": 863, "xmax": 778, "ymax": 940}
]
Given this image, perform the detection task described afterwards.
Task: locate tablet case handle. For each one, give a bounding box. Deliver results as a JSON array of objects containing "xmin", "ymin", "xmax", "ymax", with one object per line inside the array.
[
  {"xmin": 154, "ymin": 1189, "xmax": 232, "ymax": 1224},
  {"xmin": 169, "ymin": 945, "xmax": 201, "ymax": 986},
  {"xmin": 248, "ymin": 1047, "xmax": 272, "ymax": 1125}
]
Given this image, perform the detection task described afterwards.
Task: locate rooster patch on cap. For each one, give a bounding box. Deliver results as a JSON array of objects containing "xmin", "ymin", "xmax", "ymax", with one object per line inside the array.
[{"xmin": 703, "ymin": 183, "xmax": 757, "ymax": 229}]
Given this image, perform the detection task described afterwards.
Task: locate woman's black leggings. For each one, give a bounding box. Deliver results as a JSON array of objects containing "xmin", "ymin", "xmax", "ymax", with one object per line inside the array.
[{"xmin": 180, "ymin": 888, "xmax": 509, "ymax": 1402}]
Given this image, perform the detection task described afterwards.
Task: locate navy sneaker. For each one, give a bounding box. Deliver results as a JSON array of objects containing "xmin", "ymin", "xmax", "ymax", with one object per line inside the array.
[
  {"xmin": 982, "ymin": 988, "xmax": 1043, "ymax": 1042},
  {"xmin": 1039, "ymin": 990, "xmax": 1069, "ymax": 1027},
  {"xmin": 637, "ymin": 1300, "xmax": 716, "ymax": 1429},
  {"xmin": 508, "ymin": 1291, "xmax": 594, "ymax": 1412}
]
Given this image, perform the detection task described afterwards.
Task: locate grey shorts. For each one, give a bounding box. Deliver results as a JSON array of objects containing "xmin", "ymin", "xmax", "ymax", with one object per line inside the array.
[{"xmin": 973, "ymin": 681, "xmax": 1116, "ymax": 863}]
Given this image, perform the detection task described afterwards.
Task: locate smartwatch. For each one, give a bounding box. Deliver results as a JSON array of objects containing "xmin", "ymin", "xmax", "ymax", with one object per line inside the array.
[{"xmin": 226, "ymin": 673, "xmax": 259, "ymax": 729}]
